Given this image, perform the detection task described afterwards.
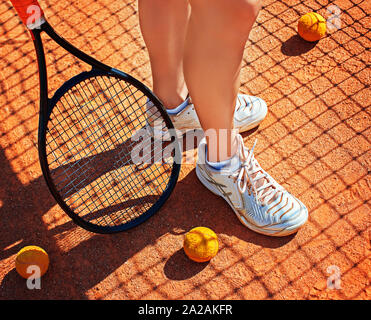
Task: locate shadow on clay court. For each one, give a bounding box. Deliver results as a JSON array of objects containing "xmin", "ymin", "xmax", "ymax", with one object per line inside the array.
[
  {"xmin": 164, "ymin": 249, "xmax": 209, "ymax": 281},
  {"xmin": 280, "ymin": 34, "xmax": 318, "ymax": 56},
  {"xmin": 0, "ymin": 135, "xmax": 293, "ymax": 298},
  {"xmin": 1, "ymin": 0, "xmax": 369, "ymax": 300}
]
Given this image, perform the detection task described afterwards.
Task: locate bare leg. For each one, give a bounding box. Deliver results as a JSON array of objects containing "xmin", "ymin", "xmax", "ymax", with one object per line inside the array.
[
  {"xmin": 184, "ymin": 0, "xmax": 261, "ymax": 162},
  {"xmin": 138, "ymin": 0, "xmax": 190, "ymax": 109}
]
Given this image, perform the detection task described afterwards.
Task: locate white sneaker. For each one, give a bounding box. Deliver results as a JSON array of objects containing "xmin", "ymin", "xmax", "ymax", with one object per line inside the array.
[
  {"xmin": 146, "ymin": 94, "xmax": 268, "ymax": 140},
  {"xmin": 234, "ymin": 94, "xmax": 268, "ymax": 133},
  {"xmin": 196, "ymin": 134, "xmax": 308, "ymax": 237}
]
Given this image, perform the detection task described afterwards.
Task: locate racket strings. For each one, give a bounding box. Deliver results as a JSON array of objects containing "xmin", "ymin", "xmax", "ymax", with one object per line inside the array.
[
  {"xmin": 45, "ymin": 75, "xmax": 174, "ymax": 227},
  {"xmin": 51, "ymin": 99, "xmax": 169, "ymax": 223},
  {"xmin": 48, "ymin": 78, "xmax": 142, "ymax": 167}
]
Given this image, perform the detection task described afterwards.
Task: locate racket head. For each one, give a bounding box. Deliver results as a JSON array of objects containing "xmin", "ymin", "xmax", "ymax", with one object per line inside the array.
[{"xmin": 38, "ymin": 68, "xmax": 181, "ymax": 233}]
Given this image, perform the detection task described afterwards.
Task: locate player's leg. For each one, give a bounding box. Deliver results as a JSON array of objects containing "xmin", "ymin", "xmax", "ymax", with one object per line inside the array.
[
  {"xmin": 185, "ymin": 0, "xmax": 308, "ymax": 236},
  {"xmin": 138, "ymin": 0, "xmax": 190, "ymax": 109},
  {"xmin": 184, "ymin": 0, "xmax": 261, "ymax": 161},
  {"xmin": 139, "ymin": 0, "xmax": 268, "ymax": 141}
]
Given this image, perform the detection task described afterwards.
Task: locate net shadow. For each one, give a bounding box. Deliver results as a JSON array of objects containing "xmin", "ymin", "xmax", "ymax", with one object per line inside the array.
[{"xmin": 0, "ymin": 0, "xmax": 369, "ymax": 300}]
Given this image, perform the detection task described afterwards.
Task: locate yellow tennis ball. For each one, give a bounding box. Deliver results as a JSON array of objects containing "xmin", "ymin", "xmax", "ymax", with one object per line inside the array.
[
  {"xmin": 15, "ymin": 246, "xmax": 49, "ymax": 279},
  {"xmin": 183, "ymin": 227, "xmax": 219, "ymax": 262},
  {"xmin": 298, "ymin": 12, "xmax": 326, "ymax": 42}
]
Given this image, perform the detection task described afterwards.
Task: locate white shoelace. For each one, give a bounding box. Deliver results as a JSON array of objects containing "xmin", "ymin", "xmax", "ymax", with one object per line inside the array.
[{"xmin": 232, "ymin": 135, "xmax": 280, "ymax": 206}]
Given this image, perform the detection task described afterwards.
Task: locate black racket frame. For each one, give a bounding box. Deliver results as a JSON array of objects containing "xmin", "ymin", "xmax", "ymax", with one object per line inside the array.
[{"xmin": 31, "ymin": 21, "xmax": 181, "ymax": 234}]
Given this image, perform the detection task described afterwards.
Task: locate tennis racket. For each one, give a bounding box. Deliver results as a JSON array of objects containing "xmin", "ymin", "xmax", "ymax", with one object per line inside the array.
[{"xmin": 10, "ymin": 0, "xmax": 181, "ymax": 233}]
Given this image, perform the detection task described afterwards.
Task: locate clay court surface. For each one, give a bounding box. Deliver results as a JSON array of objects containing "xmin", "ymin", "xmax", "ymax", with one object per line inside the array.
[{"xmin": 0, "ymin": 0, "xmax": 370, "ymax": 300}]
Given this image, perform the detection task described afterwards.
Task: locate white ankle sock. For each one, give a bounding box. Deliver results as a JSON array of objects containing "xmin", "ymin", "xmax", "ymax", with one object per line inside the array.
[{"xmin": 206, "ymin": 152, "xmax": 240, "ymax": 172}]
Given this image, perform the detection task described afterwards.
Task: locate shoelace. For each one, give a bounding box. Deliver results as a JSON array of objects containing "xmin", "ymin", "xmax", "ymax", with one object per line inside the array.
[{"xmin": 232, "ymin": 135, "xmax": 280, "ymax": 206}]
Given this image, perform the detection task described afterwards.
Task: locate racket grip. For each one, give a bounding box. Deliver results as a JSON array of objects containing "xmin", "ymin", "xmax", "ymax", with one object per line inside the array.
[{"xmin": 10, "ymin": 0, "xmax": 44, "ymax": 28}]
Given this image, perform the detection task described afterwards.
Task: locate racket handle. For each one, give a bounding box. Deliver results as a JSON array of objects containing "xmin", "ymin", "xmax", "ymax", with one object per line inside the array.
[{"xmin": 10, "ymin": 0, "xmax": 44, "ymax": 28}]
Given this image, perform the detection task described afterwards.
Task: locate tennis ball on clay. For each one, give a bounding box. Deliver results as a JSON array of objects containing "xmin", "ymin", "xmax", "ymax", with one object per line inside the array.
[
  {"xmin": 15, "ymin": 246, "xmax": 49, "ymax": 279},
  {"xmin": 183, "ymin": 227, "xmax": 219, "ymax": 262},
  {"xmin": 298, "ymin": 12, "xmax": 326, "ymax": 42}
]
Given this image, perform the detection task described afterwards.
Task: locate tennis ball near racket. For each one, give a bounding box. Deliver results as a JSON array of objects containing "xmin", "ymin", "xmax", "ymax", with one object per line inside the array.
[
  {"xmin": 183, "ymin": 227, "xmax": 219, "ymax": 262},
  {"xmin": 298, "ymin": 12, "xmax": 326, "ymax": 42},
  {"xmin": 15, "ymin": 246, "xmax": 49, "ymax": 279}
]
